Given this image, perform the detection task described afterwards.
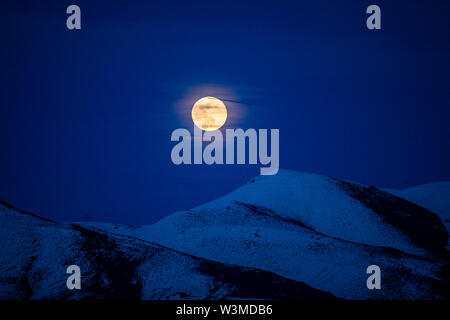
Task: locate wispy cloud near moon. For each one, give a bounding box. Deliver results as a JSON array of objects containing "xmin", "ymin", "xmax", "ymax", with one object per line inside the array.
[{"xmin": 174, "ymin": 84, "xmax": 249, "ymax": 130}]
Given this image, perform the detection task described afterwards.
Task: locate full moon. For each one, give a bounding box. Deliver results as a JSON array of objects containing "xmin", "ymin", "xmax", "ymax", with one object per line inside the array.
[{"xmin": 191, "ymin": 96, "xmax": 227, "ymax": 131}]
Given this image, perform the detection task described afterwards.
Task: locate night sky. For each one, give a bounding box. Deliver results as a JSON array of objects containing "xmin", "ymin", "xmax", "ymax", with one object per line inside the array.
[{"xmin": 1, "ymin": 0, "xmax": 449, "ymax": 224}]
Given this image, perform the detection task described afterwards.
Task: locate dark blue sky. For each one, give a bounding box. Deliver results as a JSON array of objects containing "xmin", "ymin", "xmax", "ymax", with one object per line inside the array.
[{"xmin": 1, "ymin": 0, "xmax": 449, "ymax": 224}]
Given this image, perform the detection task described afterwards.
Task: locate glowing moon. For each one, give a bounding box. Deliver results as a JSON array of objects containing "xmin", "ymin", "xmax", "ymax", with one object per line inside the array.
[{"xmin": 192, "ymin": 97, "xmax": 227, "ymax": 131}]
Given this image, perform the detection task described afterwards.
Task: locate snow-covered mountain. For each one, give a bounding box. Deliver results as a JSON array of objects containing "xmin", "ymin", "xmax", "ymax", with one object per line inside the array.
[
  {"xmin": 1, "ymin": 170, "xmax": 449, "ymax": 300},
  {"xmin": 79, "ymin": 170, "xmax": 449, "ymax": 300},
  {"xmin": 0, "ymin": 200, "xmax": 336, "ymax": 300},
  {"xmin": 386, "ymin": 182, "xmax": 450, "ymax": 244}
]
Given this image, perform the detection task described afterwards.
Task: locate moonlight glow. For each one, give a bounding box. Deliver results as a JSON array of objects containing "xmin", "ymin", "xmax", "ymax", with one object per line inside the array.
[{"xmin": 191, "ymin": 97, "xmax": 227, "ymax": 131}]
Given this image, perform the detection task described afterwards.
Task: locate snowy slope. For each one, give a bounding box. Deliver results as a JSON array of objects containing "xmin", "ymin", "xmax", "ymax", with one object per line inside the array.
[
  {"xmin": 3, "ymin": 170, "xmax": 449, "ymax": 300},
  {"xmin": 386, "ymin": 182, "xmax": 450, "ymax": 237},
  {"xmin": 195, "ymin": 170, "xmax": 447, "ymax": 256},
  {"xmin": 106, "ymin": 204, "xmax": 447, "ymax": 300},
  {"xmin": 81, "ymin": 170, "xmax": 449, "ymax": 300},
  {"xmin": 0, "ymin": 201, "xmax": 336, "ymax": 300}
]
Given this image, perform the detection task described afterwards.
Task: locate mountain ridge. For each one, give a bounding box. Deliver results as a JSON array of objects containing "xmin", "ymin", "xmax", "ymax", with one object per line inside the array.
[
  {"xmin": 0, "ymin": 200, "xmax": 337, "ymax": 300},
  {"xmin": 1, "ymin": 169, "xmax": 449, "ymax": 299},
  {"xmin": 74, "ymin": 169, "xmax": 449, "ymax": 299}
]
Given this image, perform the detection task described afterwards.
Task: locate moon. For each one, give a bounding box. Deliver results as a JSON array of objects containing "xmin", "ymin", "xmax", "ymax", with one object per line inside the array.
[{"xmin": 192, "ymin": 97, "xmax": 227, "ymax": 131}]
